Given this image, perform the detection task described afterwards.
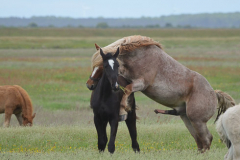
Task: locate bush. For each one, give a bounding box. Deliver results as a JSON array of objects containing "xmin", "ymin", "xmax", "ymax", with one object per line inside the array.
[
  {"xmin": 28, "ymin": 22, "xmax": 38, "ymax": 28},
  {"xmin": 96, "ymin": 22, "xmax": 109, "ymax": 28}
]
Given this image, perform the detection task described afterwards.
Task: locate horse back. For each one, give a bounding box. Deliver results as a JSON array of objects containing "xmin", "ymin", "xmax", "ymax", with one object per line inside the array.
[{"xmin": 0, "ymin": 85, "xmax": 22, "ymax": 113}]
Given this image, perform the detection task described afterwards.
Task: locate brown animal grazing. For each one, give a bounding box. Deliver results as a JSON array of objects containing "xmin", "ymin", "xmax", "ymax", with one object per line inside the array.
[{"xmin": 0, "ymin": 85, "xmax": 36, "ymax": 127}]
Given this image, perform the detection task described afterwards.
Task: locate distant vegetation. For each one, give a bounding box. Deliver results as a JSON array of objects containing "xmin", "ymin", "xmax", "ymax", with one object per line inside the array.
[{"xmin": 1, "ymin": 12, "xmax": 240, "ymax": 28}]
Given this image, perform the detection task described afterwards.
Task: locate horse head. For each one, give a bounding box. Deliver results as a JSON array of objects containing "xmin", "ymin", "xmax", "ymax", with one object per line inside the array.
[
  {"xmin": 22, "ymin": 113, "xmax": 36, "ymax": 126},
  {"xmin": 100, "ymin": 47, "xmax": 120, "ymax": 91},
  {"xmin": 86, "ymin": 66, "xmax": 103, "ymax": 90},
  {"xmin": 86, "ymin": 44, "xmax": 103, "ymax": 90}
]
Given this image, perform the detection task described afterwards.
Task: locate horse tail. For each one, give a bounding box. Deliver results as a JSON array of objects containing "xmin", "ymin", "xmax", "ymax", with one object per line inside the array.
[
  {"xmin": 13, "ymin": 85, "xmax": 34, "ymax": 119},
  {"xmin": 215, "ymin": 114, "xmax": 232, "ymax": 148},
  {"xmin": 214, "ymin": 90, "xmax": 235, "ymax": 123}
]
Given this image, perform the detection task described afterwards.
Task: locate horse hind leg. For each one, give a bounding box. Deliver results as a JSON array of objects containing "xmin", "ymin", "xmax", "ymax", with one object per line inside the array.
[
  {"xmin": 186, "ymin": 106, "xmax": 213, "ymax": 152},
  {"xmin": 4, "ymin": 107, "xmax": 14, "ymax": 127},
  {"xmin": 191, "ymin": 120, "xmax": 213, "ymax": 152},
  {"xmin": 186, "ymin": 90, "xmax": 216, "ymax": 152},
  {"xmin": 180, "ymin": 114, "xmax": 204, "ymax": 150}
]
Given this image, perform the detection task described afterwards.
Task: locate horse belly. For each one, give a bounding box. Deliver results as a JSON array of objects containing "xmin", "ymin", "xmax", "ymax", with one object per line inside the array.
[
  {"xmin": 142, "ymin": 85, "xmax": 185, "ymax": 107},
  {"xmin": 0, "ymin": 100, "xmax": 6, "ymax": 113},
  {"xmin": 0, "ymin": 107, "xmax": 4, "ymax": 113}
]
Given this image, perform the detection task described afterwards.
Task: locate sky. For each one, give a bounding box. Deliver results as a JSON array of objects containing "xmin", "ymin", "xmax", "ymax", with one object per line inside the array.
[{"xmin": 0, "ymin": 0, "xmax": 240, "ymax": 18}]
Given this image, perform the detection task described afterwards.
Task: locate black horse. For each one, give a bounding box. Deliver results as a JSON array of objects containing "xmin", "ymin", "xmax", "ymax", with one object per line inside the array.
[{"xmin": 90, "ymin": 48, "xmax": 140, "ymax": 153}]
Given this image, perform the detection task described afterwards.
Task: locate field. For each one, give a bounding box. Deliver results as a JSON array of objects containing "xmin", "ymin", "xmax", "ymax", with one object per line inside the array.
[{"xmin": 0, "ymin": 28, "xmax": 239, "ymax": 159}]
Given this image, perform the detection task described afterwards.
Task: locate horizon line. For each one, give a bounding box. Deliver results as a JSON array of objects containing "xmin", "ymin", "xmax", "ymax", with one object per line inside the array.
[{"xmin": 1, "ymin": 11, "xmax": 240, "ymax": 19}]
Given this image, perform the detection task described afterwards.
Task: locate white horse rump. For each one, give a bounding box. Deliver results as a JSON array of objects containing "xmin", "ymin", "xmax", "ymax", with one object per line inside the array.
[{"xmin": 216, "ymin": 104, "xmax": 240, "ymax": 160}]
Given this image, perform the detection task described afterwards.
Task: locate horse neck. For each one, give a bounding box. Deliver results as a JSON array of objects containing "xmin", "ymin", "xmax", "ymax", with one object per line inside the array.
[
  {"xmin": 99, "ymin": 71, "xmax": 112, "ymax": 95},
  {"xmin": 13, "ymin": 85, "xmax": 33, "ymax": 120}
]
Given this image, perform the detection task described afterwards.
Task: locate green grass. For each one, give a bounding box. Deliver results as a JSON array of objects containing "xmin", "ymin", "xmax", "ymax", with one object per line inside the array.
[
  {"xmin": 0, "ymin": 124, "xmax": 227, "ymax": 160},
  {"xmin": 1, "ymin": 28, "xmax": 240, "ymax": 37},
  {"xmin": 0, "ymin": 149, "xmax": 226, "ymax": 160},
  {"xmin": 0, "ymin": 28, "xmax": 240, "ymax": 49},
  {"xmin": 0, "ymin": 28, "xmax": 239, "ymax": 159}
]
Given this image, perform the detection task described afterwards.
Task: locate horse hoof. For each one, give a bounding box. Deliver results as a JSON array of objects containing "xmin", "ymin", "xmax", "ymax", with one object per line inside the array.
[{"xmin": 119, "ymin": 114, "xmax": 127, "ymax": 121}]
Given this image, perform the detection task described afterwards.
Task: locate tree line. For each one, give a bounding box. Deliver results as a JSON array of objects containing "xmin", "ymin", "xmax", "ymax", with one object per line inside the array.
[{"xmin": 1, "ymin": 12, "xmax": 240, "ymax": 28}]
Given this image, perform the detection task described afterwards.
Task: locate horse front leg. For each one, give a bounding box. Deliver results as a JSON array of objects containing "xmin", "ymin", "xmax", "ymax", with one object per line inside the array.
[
  {"xmin": 125, "ymin": 108, "xmax": 140, "ymax": 152},
  {"xmin": 121, "ymin": 78, "xmax": 145, "ymax": 111},
  {"xmin": 94, "ymin": 115, "xmax": 108, "ymax": 152},
  {"xmin": 108, "ymin": 118, "xmax": 119, "ymax": 154},
  {"xmin": 15, "ymin": 113, "xmax": 23, "ymax": 126}
]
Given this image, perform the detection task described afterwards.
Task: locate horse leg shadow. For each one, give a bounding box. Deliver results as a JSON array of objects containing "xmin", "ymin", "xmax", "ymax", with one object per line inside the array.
[
  {"xmin": 94, "ymin": 115, "xmax": 108, "ymax": 152},
  {"xmin": 108, "ymin": 117, "xmax": 119, "ymax": 154},
  {"xmin": 125, "ymin": 109, "xmax": 140, "ymax": 152}
]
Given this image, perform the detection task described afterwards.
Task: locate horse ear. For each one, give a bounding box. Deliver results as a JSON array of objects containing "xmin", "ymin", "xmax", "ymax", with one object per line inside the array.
[
  {"xmin": 32, "ymin": 113, "xmax": 36, "ymax": 119},
  {"xmin": 95, "ymin": 43, "xmax": 100, "ymax": 50},
  {"xmin": 114, "ymin": 47, "xmax": 120, "ymax": 58},
  {"xmin": 100, "ymin": 48, "xmax": 106, "ymax": 60}
]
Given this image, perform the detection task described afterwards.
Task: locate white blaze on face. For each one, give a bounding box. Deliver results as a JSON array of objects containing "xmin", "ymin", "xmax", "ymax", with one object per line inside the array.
[
  {"xmin": 108, "ymin": 59, "xmax": 114, "ymax": 70},
  {"xmin": 115, "ymin": 82, "xmax": 118, "ymax": 88},
  {"xmin": 91, "ymin": 66, "xmax": 99, "ymax": 77}
]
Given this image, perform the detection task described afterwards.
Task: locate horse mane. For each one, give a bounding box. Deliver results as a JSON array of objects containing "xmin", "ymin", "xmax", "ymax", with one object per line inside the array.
[{"xmin": 91, "ymin": 35, "xmax": 162, "ymax": 69}]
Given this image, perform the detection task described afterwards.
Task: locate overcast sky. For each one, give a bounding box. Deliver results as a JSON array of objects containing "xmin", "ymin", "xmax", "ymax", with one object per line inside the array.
[{"xmin": 0, "ymin": 0, "xmax": 240, "ymax": 18}]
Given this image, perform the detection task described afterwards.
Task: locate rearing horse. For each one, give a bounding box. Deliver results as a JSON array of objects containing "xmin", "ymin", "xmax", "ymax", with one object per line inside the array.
[{"xmin": 86, "ymin": 35, "xmax": 235, "ymax": 152}]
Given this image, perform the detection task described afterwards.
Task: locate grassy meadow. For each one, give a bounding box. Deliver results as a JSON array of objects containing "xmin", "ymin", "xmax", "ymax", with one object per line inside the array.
[{"xmin": 0, "ymin": 28, "xmax": 239, "ymax": 159}]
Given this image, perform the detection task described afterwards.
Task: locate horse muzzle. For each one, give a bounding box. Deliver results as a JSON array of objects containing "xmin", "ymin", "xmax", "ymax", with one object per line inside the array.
[
  {"xmin": 112, "ymin": 82, "xmax": 119, "ymax": 92},
  {"xmin": 86, "ymin": 83, "xmax": 97, "ymax": 90}
]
